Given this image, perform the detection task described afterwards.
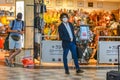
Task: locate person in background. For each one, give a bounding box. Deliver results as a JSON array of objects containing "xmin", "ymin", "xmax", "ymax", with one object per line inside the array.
[
  {"xmin": 34, "ymin": 13, "xmax": 42, "ymax": 60},
  {"xmin": 58, "ymin": 13, "xmax": 84, "ymax": 75},
  {"xmin": 5, "ymin": 12, "xmax": 25, "ymax": 67},
  {"xmin": 34, "ymin": 13, "xmax": 42, "ymax": 33}
]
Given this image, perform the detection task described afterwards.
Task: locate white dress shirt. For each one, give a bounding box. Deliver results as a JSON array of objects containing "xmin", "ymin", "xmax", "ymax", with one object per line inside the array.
[{"xmin": 63, "ymin": 22, "xmax": 73, "ymax": 41}]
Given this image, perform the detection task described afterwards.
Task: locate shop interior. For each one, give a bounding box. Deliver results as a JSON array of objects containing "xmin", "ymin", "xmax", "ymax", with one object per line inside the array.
[
  {"xmin": 0, "ymin": 0, "xmax": 15, "ymax": 61},
  {"xmin": 0, "ymin": 0, "xmax": 120, "ymax": 67},
  {"xmin": 34, "ymin": 0, "xmax": 120, "ymax": 67}
]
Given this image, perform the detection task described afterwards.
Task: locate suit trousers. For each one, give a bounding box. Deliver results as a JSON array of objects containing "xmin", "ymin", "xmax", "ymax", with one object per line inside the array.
[{"xmin": 63, "ymin": 42, "xmax": 80, "ymax": 71}]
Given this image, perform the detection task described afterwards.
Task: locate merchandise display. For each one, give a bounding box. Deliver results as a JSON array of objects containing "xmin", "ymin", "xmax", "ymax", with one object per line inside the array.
[
  {"xmin": 0, "ymin": 6, "xmax": 14, "ymax": 16},
  {"xmin": 0, "ymin": 16, "xmax": 10, "ymax": 25},
  {"xmin": 34, "ymin": 0, "xmax": 47, "ymax": 62},
  {"xmin": 43, "ymin": 8, "xmax": 120, "ymax": 41},
  {"xmin": 0, "ymin": 3, "xmax": 15, "ymax": 62},
  {"xmin": 0, "ymin": 0, "xmax": 120, "ymax": 66},
  {"xmin": 41, "ymin": 7, "xmax": 120, "ymax": 64}
]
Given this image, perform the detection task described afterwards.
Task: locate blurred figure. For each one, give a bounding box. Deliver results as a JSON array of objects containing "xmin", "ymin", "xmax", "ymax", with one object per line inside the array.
[
  {"xmin": 5, "ymin": 12, "xmax": 25, "ymax": 67},
  {"xmin": 34, "ymin": 13, "xmax": 42, "ymax": 32},
  {"xmin": 58, "ymin": 13, "xmax": 84, "ymax": 75}
]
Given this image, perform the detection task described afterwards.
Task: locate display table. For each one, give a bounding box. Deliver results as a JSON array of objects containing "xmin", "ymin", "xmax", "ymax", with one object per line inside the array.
[
  {"xmin": 98, "ymin": 36, "xmax": 120, "ymax": 64},
  {"xmin": 41, "ymin": 40, "xmax": 72, "ymax": 63}
]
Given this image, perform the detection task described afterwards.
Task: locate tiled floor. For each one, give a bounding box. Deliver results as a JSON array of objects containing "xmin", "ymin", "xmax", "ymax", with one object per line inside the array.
[
  {"xmin": 0, "ymin": 63, "xmax": 117, "ymax": 80},
  {"xmin": 0, "ymin": 51, "xmax": 117, "ymax": 80}
]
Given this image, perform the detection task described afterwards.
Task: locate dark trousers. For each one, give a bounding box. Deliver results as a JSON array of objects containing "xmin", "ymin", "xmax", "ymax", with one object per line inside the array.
[{"xmin": 63, "ymin": 42, "xmax": 80, "ymax": 71}]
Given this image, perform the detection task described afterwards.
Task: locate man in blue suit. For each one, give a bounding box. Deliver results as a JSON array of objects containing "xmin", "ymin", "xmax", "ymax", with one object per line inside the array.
[{"xmin": 58, "ymin": 13, "xmax": 84, "ymax": 75}]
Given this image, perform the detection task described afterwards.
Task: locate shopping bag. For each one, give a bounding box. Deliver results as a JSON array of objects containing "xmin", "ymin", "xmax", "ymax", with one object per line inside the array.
[{"xmin": 21, "ymin": 56, "xmax": 34, "ymax": 67}]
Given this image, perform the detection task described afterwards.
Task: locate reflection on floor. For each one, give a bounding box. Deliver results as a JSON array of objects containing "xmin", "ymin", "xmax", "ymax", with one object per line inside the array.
[
  {"xmin": 0, "ymin": 50, "xmax": 118, "ymax": 80},
  {"xmin": 0, "ymin": 64, "xmax": 117, "ymax": 80}
]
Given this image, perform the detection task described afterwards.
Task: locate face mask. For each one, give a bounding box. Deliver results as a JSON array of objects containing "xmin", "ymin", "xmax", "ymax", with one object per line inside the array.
[{"xmin": 62, "ymin": 18, "xmax": 68, "ymax": 22}]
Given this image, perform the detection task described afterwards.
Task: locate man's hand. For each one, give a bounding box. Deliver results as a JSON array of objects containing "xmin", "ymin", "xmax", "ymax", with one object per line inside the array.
[
  {"xmin": 10, "ymin": 30, "xmax": 18, "ymax": 33},
  {"xmin": 17, "ymin": 30, "xmax": 24, "ymax": 35},
  {"xmin": 70, "ymin": 38, "xmax": 73, "ymax": 42}
]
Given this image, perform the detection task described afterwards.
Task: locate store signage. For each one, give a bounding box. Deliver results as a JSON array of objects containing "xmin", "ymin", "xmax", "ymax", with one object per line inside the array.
[
  {"xmin": 79, "ymin": 25, "xmax": 90, "ymax": 40},
  {"xmin": 6, "ymin": 0, "xmax": 14, "ymax": 4},
  {"xmin": 41, "ymin": 41, "xmax": 72, "ymax": 63},
  {"xmin": 88, "ymin": 2, "xmax": 93, "ymax": 7},
  {"xmin": 98, "ymin": 41, "xmax": 120, "ymax": 63}
]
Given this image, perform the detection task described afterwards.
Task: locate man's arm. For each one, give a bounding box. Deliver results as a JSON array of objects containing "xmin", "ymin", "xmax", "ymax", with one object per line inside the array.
[
  {"xmin": 7, "ymin": 27, "xmax": 18, "ymax": 33},
  {"xmin": 58, "ymin": 25, "xmax": 64, "ymax": 40},
  {"xmin": 7, "ymin": 20, "xmax": 18, "ymax": 33}
]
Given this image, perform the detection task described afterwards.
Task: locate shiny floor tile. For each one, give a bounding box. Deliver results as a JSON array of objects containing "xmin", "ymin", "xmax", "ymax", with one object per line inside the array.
[{"xmin": 0, "ymin": 65, "xmax": 117, "ymax": 80}]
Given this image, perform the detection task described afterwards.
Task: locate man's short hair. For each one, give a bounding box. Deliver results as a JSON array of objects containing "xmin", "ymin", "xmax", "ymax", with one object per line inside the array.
[
  {"xmin": 17, "ymin": 12, "xmax": 22, "ymax": 19},
  {"xmin": 60, "ymin": 13, "xmax": 69, "ymax": 21}
]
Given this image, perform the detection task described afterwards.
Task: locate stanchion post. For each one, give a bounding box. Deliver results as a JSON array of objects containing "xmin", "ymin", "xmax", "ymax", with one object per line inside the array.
[{"xmin": 118, "ymin": 45, "xmax": 120, "ymax": 71}]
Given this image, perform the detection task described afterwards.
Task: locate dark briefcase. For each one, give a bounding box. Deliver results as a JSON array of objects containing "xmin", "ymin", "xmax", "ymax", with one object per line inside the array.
[
  {"xmin": 106, "ymin": 71, "xmax": 120, "ymax": 80},
  {"xmin": 106, "ymin": 45, "xmax": 120, "ymax": 80}
]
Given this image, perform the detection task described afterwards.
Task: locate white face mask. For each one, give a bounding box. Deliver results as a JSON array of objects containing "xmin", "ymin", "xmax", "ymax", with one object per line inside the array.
[{"xmin": 62, "ymin": 18, "xmax": 68, "ymax": 22}]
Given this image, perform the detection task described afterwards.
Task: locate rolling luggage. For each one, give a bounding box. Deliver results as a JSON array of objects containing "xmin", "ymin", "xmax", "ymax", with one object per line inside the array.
[
  {"xmin": 107, "ymin": 71, "xmax": 120, "ymax": 80},
  {"xmin": 106, "ymin": 45, "xmax": 120, "ymax": 80}
]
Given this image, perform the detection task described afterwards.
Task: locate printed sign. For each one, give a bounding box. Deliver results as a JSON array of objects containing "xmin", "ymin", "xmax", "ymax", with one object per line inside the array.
[
  {"xmin": 41, "ymin": 41, "xmax": 72, "ymax": 63},
  {"xmin": 79, "ymin": 25, "xmax": 90, "ymax": 40},
  {"xmin": 98, "ymin": 41, "xmax": 120, "ymax": 63}
]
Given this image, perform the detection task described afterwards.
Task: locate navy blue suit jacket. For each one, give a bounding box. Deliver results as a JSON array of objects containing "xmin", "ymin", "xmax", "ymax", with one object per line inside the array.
[{"xmin": 58, "ymin": 22, "xmax": 76, "ymax": 49}]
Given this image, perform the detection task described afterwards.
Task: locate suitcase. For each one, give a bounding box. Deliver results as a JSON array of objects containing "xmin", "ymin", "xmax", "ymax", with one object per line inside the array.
[
  {"xmin": 106, "ymin": 71, "xmax": 120, "ymax": 80},
  {"xmin": 106, "ymin": 45, "xmax": 120, "ymax": 80}
]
